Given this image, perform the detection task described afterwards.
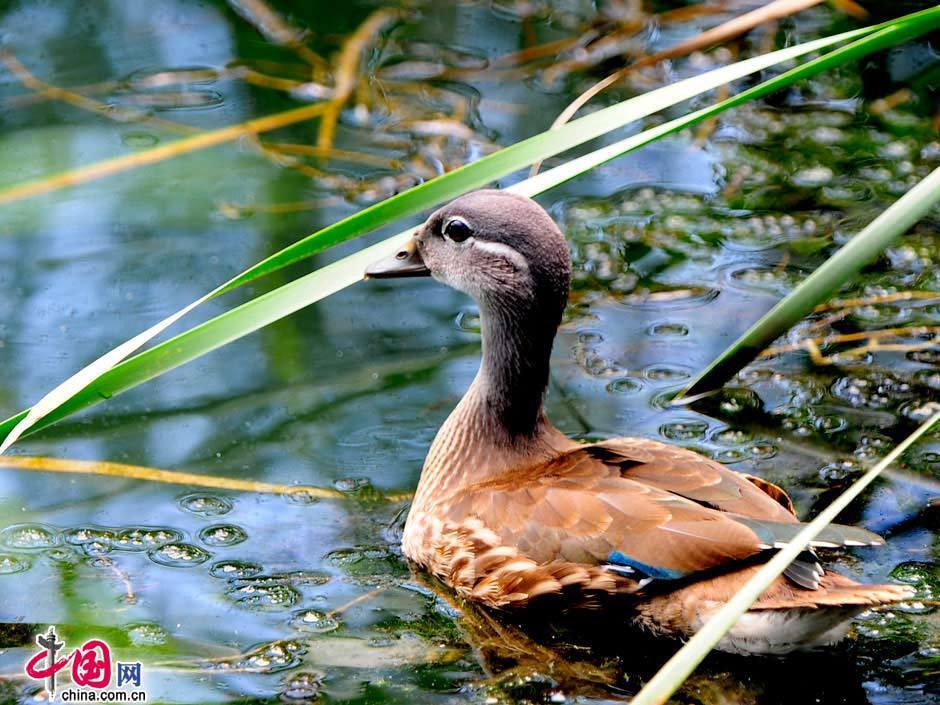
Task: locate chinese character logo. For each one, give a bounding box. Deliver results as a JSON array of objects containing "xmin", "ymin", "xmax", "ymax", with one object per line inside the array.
[
  {"xmin": 117, "ymin": 661, "xmax": 141, "ymax": 687},
  {"xmin": 24, "ymin": 626, "xmax": 145, "ymax": 701},
  {"xmin": 70, "ymin": 639, "xmax": 111, "ymax": 688},
  {"xmin": 25, "ymin": 627, "xmax": 66, "ymax": 698}
]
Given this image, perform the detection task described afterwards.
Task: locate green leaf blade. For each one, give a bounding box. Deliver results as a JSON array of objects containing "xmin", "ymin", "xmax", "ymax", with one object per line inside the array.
[{"xmin": 678, "ymin": 162, "xmax": 940, "ymax": 401}]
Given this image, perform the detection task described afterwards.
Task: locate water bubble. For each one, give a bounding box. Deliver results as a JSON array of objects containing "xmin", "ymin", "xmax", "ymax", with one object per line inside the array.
[
  {"xmin": 82, "ymin": 541, "xmax": 113, "ymax": 557},
  {"xmin": 333, "ymin": 478, "xmax": 383, "ymax": 501},
  {"xmin": 714, "ymin": 449, "xmax": 746, "ymax": 464},
  {"xmin": 127, "ymin": 623, "xmax": 169, "ymax": 646},
  {"xmin": 605, "ymin": 377, "xmax": 643, "ymax": 395},
  {"xmin": 239, "ymin": 640, "xmax": 305, "ymax": 673},
  {"xmin": 227, "ymin": 581, "xmax": 300, "ymax": 609},
  {"xmin": 814, "ymin": 414, "xmax": 848, "ymax": 434},
  {"xmin": 890, "ymin": 561, "xmax": 938, "ymax": 598},
  {"xmin": 334, "ymin": 477, "xmax": 369, "ymax": 493},
  {"xmin": 280, "ymin": 671, "xmax": 322, "ymax": 701},
  {"xmin": 0, "ymin": 523, "xmax": 59, "ymax": 550},
  {"xmin": 717, "ymin": 388, "xmax": 762, "ymax": 415},
  {"xmin": 63, "ymin": 527, "xmax": 117, "ymax": 546},
  {"xmin": 647, "ymin": 322, "xmax": 689, "ymax": 337},
  {"xmin": 907, "ymin": 345, "xmax": 940, "ymax": 363},
  {"xmin": 210, "ymin": 560, "xmax": 263, "ymax": 579},
  {"xmin": 284, "ymin": 488, "xmax": 323, "ymax": 505},
  {"xmin": 148, "ymin": 542, "xmax": 211, "ymax": 567},
  {"xmin": 290, "ymin": 609, "xmax": 340, "ymax": 633},
  {"xmin": 619, "ymin": 287, "xmax": 719, "ymax": 309},
  {"xmin": 659, "ymin": 420, "xmax": 708, "ymax": 441},
  {"xmin": 178, "ymin": 493, "xmax": 233, "ymax": 517},
  {"xmin": 45, "ymin": 548, "xmax": 81, "ymax": 564},
  {"xmin": 831, "ymin": 374, "xmax": 913, "ymax": 409},
  {"xmin": 114, "ymin": 527, "xmax": 183, "ymax": 552},
  {"xmin": 900, "ymin": 400, "xmax": 940, "ymax": 424},
  {"xmin": 729, "ymin": 266, "xmax": 800, "ymax": 294},
  {"xmin": 326, "ymin": 545, "xmax": 407, "ymax": 577},
  {"xmin": 198, "ymin": 524, "xmax": 247, "ymax": 547},
  {"xmin": 748, "ymin": 443, "xmax": 777, "ymax": 459},
  {"xmin": 712, "ymin": 428, "xmax": 753, "ymax": 446},
  {"xmin": 917, "ymin": 451, "xmax": 940, "ymax": 466},
  {"xmin": 272, "ymin": 571, "xmax": 331, "ymax": 587},
  {"xmin": 817, "ymin": 460, "xmax": 862, "ymax": 484},
  {"xmin": 644, "ymin": 365, "xmax": 690, "ymax": 382},
  {"xmin": 121, "ymin": 131, "xmax": 159, "ymax": 148},
  {"xmin": 913, "ymin": 369, "xmax": 940, "ymax": 391},
  {"xmin": 0, "ymin": 554, "xmax": 31, "ymax": 574}
]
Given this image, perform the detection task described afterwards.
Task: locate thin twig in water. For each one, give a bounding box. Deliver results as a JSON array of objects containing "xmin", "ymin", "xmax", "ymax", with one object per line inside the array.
[
  {"xmin": 327, "ymin": 586, "xmax": 389, "ymax": 617},
  {"xmin": 95, "ymin": 556, "xmax": 137, "ymax": 605},
  {"xmin": 226, "ymin": 0, "xmax": 330, "ymax": 75},
  {"xmin": 0, "ymin": 51, "xmax": 197, "ymax": 136},
  {"xmin": 317, "ymin": 9, "xmax": 399, "ymax": 150}
]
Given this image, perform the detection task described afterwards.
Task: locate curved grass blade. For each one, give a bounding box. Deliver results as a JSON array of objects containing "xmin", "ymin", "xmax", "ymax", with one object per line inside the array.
[
  {"xmin": 677, "ymin": 161, "xmax": 940, "ymax": 402},
  {"xmin": 2, "ymin": 14, "xmax": 938, "ymax": 448},
  {"xmin": 0, "ymin": 28, "xmax": 878, "ymax": 454},
  {"xmin": 628, "ymin": 408, "xmax": 940, "ymax": 705}
]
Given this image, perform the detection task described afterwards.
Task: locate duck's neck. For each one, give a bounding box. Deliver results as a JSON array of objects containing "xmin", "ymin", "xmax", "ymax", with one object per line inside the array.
[
  {"xmin": 473, "ymin": 294, "xmax": 556, "ymax": 438},
  {"xmin": 414, "ymin": 294, "xmax": 571, "ymax": 508}
]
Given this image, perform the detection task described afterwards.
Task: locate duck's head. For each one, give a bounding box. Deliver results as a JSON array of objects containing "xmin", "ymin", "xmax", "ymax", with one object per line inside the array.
[{"xmin": 366, "ymin": 190, "xmax": 571, "ymax": 323}]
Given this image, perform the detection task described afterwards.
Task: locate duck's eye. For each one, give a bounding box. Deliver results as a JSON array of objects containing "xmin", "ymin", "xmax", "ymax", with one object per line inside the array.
[{"xmin": 443, "ymin": 217, "xmax": 472, "ymax": 243}]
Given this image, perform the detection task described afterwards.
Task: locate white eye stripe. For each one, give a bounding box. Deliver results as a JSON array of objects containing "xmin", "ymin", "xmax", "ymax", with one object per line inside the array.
[{"xmin": 471, "ymin": 239, "xmax": 529, "ymax": 271}]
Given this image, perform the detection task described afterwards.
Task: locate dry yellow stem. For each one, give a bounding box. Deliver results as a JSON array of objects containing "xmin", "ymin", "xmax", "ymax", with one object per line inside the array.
[
  {"xmin": 761, "ymin": 325, "xmax": 940, "ymax": 364},
  {"xmin": 0, "ymin": 454, "xmax": 414, "ymax": 501},
  {"xmin": 0, "ymin": 455, "xmax": 341, "ymax": 497},
  {"xmin": 814, "ymin": 291, "xmax": 940, "ymax": 311},
  {"xmin": 317, "ymin": 8, "xmax": 399, "ymax": 150},
  {"xmin": 231, "ymin": 66, "xmax": 311, "ymax": 92},
  {"xmin": 227, "ymin": 0, "xmax": 330, "ymax": 73},
  {"xmin": 265, "ymin": 141, "xmax": 399, "ymax": 168},
  {"xmin": 0, "ymin": 100, "xmax": 330, "ymax": 207}
]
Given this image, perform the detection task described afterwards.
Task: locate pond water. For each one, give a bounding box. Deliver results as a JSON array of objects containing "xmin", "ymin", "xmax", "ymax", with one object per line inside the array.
[{"xmin": 0, "ymin": 1, "xmax": 938, "ymax": 703}]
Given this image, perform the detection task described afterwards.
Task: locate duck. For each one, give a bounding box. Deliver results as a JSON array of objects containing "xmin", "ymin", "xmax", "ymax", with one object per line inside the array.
[{"xmin": 364, "ymin": 189, "xmax": 912, "ymax": 655}]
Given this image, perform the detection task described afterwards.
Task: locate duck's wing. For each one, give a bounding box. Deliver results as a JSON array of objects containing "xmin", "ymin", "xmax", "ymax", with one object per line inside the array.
[
  {"xmin": 586, "ymin": 437, "xmax": 798, "ymax": 523},
  {"xmin": 451, "ymin": 439, "xmax": 882, "ymax": 585}
]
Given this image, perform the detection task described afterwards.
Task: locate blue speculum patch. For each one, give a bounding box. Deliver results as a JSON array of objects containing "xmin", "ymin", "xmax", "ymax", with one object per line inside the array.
[{"xmin": 607, "ymin": 551, "xmax": 687, "ymax": 580}]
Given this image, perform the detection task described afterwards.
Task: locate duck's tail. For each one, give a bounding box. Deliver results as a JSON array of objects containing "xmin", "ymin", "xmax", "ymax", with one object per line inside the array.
[{"xmin": 635, "ymin": 566, "xmax": 913, "ymax": 656}]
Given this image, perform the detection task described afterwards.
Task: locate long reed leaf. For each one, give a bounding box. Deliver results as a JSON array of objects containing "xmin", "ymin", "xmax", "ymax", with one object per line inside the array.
[
  {"xmin": 0, "ymin": 27, "xmax": 880, "ymax": 453},
  {"xmin": 4, "ymin": 11, "xmax": 940, "ymax": 449},
  {"xmin": 678, "ymin": 161, "xmax": 940, "ymax": 401},
  {"xmin": 629, "ymin": 408, "xmax": 940, "ymax": 705}
]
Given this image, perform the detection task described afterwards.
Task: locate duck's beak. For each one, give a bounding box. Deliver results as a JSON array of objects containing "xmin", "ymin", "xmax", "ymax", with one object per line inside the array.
[{"xmin": 364, "ymin": 238, "xmax": 430, "ymax": 279}]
